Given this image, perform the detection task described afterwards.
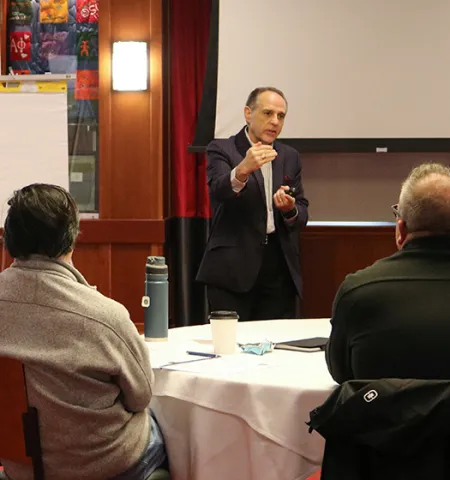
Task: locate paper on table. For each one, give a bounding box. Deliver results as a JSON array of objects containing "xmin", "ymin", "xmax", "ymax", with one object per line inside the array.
[
  {"xmin": 147, "ymin": 340, "xmax": 217, "ymax": 369},
  {"xmin": 163, "ymin": 353, "xmax": 272, "ymax": 376}
]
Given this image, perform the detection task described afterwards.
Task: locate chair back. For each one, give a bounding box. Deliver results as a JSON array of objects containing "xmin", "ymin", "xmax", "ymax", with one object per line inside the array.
[
  {"xmin": 0, "ymin": 356, "xmax": 44, "ymax": 479},
  {"xmin": 0, "ymin": 356, "xmax": 30, "ymax": 464}
]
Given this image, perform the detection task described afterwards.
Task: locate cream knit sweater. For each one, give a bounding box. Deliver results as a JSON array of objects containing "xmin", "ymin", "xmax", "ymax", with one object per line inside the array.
[{"xmin": 0, "ymin": 256, "xmax": 153, "ymax": 480}]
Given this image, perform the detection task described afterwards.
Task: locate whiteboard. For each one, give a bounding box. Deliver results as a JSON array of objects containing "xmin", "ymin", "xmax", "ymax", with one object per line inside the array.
[{"xmin": 0, "ymin": 91, "xmax": 69, "ymax": 224}]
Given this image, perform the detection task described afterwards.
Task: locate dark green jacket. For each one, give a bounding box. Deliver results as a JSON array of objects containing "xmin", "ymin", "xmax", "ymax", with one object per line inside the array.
[{"xmin": 327, "ymin": 236, "xmax": 450, "ymax": 384}]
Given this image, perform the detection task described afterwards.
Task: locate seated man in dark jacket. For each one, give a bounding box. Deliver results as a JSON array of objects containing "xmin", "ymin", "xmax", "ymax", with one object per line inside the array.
[{"xmin": 326, "ymin": 162, "xmax": 450, "ymax": 384}]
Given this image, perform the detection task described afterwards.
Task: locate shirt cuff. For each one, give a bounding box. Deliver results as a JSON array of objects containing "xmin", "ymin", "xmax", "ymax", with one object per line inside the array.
[{"xmin": 230, "ymin": 167, "xmax": 247, "ymax": 193}]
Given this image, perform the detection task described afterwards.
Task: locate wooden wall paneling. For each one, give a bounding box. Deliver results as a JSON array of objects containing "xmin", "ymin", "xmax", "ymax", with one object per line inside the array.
[
  {"xmin": 98, "ymin": 0, "xmax": 112, "ymax": 218},
  {"xmin": 0, "ymin": 219, "xmax": 165, "ymax": 247},
  {"xmin": 78, "ymin": 219, "xmax": 165, "ymax": 244},
  {"xmin": 99, "ymin": 0, "xmax": 163, "ymax": 220},
  {"xmin": 300, "ymin": 234, "xmax": 339, "ymax": 318},
  {"xmin": 149, "ymin": 0, "xmax": 163, "ymax": 219},
  {"xmin": 300, "ymin": 226, "xmax": 397, "ymax": 319},
  {"xmin": 76, "ymin": 219, "xmax": 164, "ymax": 323},
  {"xmin": 0, "ymin": 242, "xmax": 12, "ymax": 271},
  {"xmin": 110, "ymin": 243, "xmax": 163, "ymax": 328},
  {"xmin": 72, "ymin": 244, "xmax": 112, "ymax": 297},
  {"xmin": 0, "ymin": 242, "xmax": 113, "ymax": 289}
]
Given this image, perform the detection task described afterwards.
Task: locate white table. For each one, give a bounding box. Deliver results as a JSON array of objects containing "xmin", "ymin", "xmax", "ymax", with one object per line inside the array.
[{"xmin": 147, "ymin": 319, "xmax": 337, "ymax": 480}]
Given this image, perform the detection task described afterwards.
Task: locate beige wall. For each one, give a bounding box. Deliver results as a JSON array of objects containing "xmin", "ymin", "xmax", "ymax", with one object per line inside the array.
[{"xmin": 302, "ymin": 152, "xmax": 450, "ymax": 223}]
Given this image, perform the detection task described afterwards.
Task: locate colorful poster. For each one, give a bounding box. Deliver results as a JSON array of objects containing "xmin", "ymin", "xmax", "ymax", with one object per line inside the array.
[
  {"xmin": 8, "ymin": 0, "xmax": 32, "ymax": 23},
  {"xmin": 40, "ymin": 31, "xmax": 73, "ymax": 59},
  {"xmin": 7, "ymin": 0, "xmax": 100, "ymax": 187},
  {"xmin": 76, "ymin": 0, "xmax": 99, "ymax": 23},
  {"xmin": 75, "ymin": 70, "xmax": 99, "ymax": 100},
  {"xmin": 77, "ymin": 31, "xmax": 98, "ymax": 60},
  {"xmin": 9, "ymin": 31, "xmax": 32, "ymax": 61},
  {"xmin": 40, "ymin": 0, "xmax": 69, "ymax": 24}
]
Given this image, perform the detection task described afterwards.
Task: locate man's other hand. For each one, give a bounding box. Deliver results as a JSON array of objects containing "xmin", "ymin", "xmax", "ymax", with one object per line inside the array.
[{"xmin": 274, "ymin": 185, "xmax": 296, "ymax": 212}]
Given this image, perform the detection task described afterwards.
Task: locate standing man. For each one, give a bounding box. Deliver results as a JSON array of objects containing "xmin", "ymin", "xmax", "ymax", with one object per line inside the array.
[{"xmin": 196, "ymin": 87, "xmax": 309, "ymax": 320}]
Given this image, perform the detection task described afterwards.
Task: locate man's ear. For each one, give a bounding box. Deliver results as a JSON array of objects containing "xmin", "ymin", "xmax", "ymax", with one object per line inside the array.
[
  {"xmin": 244, "ymin": 106, "xmax": 252, "ymax": 124},
  {"xmin": 396, "ymin": 219, "xmax": 408, "ymax": 249}
]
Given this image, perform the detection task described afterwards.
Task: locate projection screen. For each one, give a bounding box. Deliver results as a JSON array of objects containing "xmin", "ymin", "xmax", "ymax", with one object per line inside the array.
[{"xmin": 193, "ymin": 0, "xmax": 450, "ymax": 152}]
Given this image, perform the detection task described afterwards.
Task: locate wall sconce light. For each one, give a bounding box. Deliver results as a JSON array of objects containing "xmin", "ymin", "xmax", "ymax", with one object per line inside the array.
[{"xmin": 112, "ymin": 41, "xmax": 148, "ymax": 91}]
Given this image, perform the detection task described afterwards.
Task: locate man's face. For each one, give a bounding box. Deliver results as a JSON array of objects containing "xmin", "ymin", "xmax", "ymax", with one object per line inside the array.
[{"xmin": 244, "ymin": 91, "xmax": 287, "ymax": 145}]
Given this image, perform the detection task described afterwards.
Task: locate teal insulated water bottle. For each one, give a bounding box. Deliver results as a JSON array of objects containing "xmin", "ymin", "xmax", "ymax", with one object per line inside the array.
[{"xmin": 142, "ymin": 256, "xmax": 169, "ymax": 341}]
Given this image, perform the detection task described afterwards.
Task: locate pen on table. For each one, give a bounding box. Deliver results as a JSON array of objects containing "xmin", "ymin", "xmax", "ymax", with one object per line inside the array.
[{"xmin": 186, "ymin": 351, "xmax": 220, "ymax": 358}]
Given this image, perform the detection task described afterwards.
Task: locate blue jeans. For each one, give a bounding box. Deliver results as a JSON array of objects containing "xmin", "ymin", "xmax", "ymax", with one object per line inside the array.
[{"xmin": 109, "ymin": 410, "xmax": 167, "ymax": 480}]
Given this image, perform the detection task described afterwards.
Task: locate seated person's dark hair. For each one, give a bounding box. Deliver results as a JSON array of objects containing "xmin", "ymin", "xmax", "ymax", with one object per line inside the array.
[{"xmin": 4, "ymin": 183, "xmax": 80, "ymax": 259}]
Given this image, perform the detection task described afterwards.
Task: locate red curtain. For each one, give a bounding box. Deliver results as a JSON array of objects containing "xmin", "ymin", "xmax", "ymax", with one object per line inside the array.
[
  {"xmin": 167, "ymin": 0, "xmax": 212, "ymax": 326},
  {"xmin": 170, "ymin": 0, "xmax": 211, "ymax": 219},
  {"xmin": 1, "ymin": 0, "xmax": 7, "ymax": 73}
]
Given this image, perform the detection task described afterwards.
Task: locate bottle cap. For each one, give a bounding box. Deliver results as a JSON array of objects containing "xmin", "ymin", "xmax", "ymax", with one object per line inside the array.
[{"xmin": 146, "ymin": 256, "xmax": 168, "ymax": 275}]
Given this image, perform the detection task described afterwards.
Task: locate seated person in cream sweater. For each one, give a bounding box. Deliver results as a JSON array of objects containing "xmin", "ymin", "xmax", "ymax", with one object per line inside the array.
[{"xmin": 0, "ymin": 183, "xmax": 166, "ymax": 480}]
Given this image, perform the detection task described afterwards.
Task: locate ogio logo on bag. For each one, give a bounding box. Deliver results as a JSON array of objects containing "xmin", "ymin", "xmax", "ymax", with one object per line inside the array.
[{"xmin": 364, "ymin": 390, "xmax": 378, "ymax": 402}]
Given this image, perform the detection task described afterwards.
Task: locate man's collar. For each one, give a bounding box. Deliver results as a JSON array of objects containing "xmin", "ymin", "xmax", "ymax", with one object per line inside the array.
[
  {"xmin": 244, "ymin": 127, "xmax": 254, "ymax": 146},
  {"xmin": 403, "ymin": 234, "xmax": 450, "ymax": 251},
  {"xmin": 13, "ymin": 255, "xmax": 92, "ymax": 287}
]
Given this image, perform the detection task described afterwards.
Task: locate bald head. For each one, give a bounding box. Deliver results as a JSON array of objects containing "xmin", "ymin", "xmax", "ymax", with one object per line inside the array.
[{"xmin": 399, "ymin": 163, "xmax": 450, "ymax": 235}]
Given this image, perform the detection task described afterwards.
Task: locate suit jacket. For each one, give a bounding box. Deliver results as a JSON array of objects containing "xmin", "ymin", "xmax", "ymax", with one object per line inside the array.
[
  {"xmin": 326, "ymin": 235, "xmax": 450, "ymax": 384},
  {"xmin": 308, "ymin": 379, "xmax": 450, "ymax": 480},
  {"xmin": 196, "ymin": 127, "xmax": 308, "ymax": 294}
]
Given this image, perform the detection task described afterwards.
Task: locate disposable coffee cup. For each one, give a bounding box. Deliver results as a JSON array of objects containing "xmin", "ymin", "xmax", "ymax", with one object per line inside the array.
[{"xmin": 209, "ymin": 310, "xmax": 239, "ymax": 354}]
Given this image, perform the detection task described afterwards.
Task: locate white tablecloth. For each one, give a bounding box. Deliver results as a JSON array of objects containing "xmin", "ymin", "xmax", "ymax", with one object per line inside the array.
[{"xmin": 147, "ymin": 319, "xmax": 337, "ymax": 480}]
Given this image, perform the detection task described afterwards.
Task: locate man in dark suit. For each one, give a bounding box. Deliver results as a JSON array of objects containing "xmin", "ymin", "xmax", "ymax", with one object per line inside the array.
[
  {"xmin": 326, "ymin": 163, "xmax": 450, "ymax": 384},
  {"xmin": 196, "ymin": 87, "xmax": 309, "ymax": 321}
]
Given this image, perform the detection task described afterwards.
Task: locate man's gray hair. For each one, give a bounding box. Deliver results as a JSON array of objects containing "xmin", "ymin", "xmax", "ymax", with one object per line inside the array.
[
  {"xmin": 399, "ymin": 163, "xmax": 450, "ymax": 235},
  {"xmin": 245, "ymin": 87, "xmax": 288, "ymax": 110}
]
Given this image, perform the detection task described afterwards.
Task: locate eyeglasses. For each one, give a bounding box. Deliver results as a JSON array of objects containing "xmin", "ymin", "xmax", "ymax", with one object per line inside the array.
[{"xmin": 391, "ymin": 204, "xmax": 400, "ymax": 219}]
